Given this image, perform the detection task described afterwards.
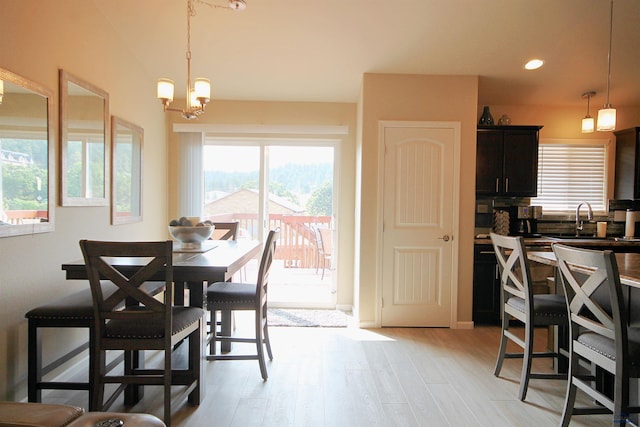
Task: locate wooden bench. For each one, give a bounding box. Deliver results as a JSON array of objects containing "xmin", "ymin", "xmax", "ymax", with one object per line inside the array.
[{"xmin": 25, "ymin": 282, "xmax": 165, "ymax": 408}]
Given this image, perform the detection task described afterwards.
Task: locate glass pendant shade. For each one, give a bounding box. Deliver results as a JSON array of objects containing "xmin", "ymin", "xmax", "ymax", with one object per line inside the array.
[
  {"xmin": 193, "ymin": 78, "xmax": 211, "ymax": 102},
  {"xmin": 157, "ymin": 78, "xmax": 175, "ymax": 102},
  {"xmin": 582, "ymin": 116, "xmax": 595, "ymax": 133},
  {"xmin": 597, "ymin": 107, "xmax": 616, "ymax": 131},
  {"xmin": 189, "ymin": 90, "xmax": 199, "ymax": 109}
]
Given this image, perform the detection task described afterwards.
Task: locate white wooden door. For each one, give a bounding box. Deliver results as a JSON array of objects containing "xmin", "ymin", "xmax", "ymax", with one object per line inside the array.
[{"xmin": 380, "ymin": 122, "xmax": 459, "ymax": 327}]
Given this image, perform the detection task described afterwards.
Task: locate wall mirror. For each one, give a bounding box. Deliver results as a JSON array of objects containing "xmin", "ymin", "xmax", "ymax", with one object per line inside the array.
[
  {"xmin": 59, "ymin": 69, "xmax": 109, "ymax": 206},
  {"xmin": 0, "ymin": 67, "xmax": 55, "ymax": 237},
  {"xmin": 111, "ymin": 116, "xmax": 143, "ymax": 225}
]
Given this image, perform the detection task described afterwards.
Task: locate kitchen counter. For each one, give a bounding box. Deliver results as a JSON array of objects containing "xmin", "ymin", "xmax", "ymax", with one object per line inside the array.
[{"xmin": 475, "ymin": 235, "xmax": 640, "ymax": 251}]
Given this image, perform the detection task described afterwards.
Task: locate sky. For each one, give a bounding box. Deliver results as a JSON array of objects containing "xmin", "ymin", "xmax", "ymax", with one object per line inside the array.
[{"xmin": 204, "ymin": 145, "xmax": 334, "ymax": 173}]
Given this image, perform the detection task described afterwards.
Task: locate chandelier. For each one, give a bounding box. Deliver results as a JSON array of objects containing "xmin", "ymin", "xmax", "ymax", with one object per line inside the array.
[{"xmin": 157, "ymin": 0, "xmax": 246, "ymax": 119}]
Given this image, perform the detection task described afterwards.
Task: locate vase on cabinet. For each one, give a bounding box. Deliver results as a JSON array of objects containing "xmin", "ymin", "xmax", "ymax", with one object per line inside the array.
[{"xmin": 478, "ymin": 106, "xmax": 494, "ymax": 125}]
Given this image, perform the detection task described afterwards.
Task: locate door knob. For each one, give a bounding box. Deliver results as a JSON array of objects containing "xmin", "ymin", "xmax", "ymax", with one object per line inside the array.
[{"xmin": 438, "ymin": 235, "xmax": 451, "ymax": 242}]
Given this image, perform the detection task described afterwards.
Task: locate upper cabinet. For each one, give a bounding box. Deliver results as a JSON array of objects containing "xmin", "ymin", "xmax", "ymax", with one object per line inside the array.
[
  {"xmin": 613, "ymin": 127, "xmax": 640, "ymax": 200},
  {"xmin": 476, "ymin": 125, "xmax": 543, "ymax": 197}
]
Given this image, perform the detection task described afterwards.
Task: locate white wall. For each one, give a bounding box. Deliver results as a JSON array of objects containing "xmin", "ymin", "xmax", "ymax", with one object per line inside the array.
[{"xmin": 0, "ymin": 1, "xmax": 169, "ymax": 399}]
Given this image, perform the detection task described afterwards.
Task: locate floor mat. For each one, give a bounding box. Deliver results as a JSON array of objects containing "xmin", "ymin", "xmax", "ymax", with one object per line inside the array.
[{"xmin": 267, "ymin": 309, "xmax": 352, "ymax": 327}]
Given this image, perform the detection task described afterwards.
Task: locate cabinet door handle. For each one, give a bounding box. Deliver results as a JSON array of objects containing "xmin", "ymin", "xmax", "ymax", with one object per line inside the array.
[
  {"xmin": 479, "ymin": 251, "xmax": 495, "ymax": 254},
  {"xmin": 495, "ymin": 178, "xmax": 499, "ymax": 193},
  {"xmin": 505, "ymin": 178, "xmax": 509, "ymax": 193}
]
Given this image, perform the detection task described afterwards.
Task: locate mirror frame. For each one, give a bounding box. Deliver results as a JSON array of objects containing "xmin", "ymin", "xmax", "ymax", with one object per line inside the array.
[
  {"xmin": 0, "ymin": 67, "xmax": 55, "ymax": 238},
  {"xmin": 59, "ymin": 69, "xmax": 110, "ymax": 206},
  {"xmin": 111, "ymin": 116, "xmax": 143, "ymax": 225}
]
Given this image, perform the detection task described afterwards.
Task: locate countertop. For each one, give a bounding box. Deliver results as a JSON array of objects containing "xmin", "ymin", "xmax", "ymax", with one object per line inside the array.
[{"xmin": 475, "ymin": 235, "xmax": 640, "ymax": 249}]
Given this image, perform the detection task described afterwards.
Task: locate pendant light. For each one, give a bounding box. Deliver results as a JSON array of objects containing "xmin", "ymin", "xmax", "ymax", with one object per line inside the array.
[
  {"xmin": 581, "ymin": 91, "xmax": 596, "ymax": 133},
  {"xmin": 597, "ymin": 0, "xmax": 616, "ymax": 131}
]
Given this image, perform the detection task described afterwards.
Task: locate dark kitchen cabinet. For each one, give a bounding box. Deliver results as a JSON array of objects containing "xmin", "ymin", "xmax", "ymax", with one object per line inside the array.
[
  {"xmin": 613, "ymin": 127, "xmax": 640, "ymax": 199},
  {"xmin": 473, "ymin": 244, "xmax": 500, "ymax": 324},
  {"xmin": 476, "ymin": 125, "xmax": 543, "ymax": 197}
]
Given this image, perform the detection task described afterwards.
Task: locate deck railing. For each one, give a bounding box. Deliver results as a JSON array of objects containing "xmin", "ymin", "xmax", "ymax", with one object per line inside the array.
[
  {"xmin": 2, "ymin": 210, "xmax": 48, "ymax": 224},
  {"xmin": 2, "ymin": 209, "xmax": 329, "ymax": 268},
  {"xmin": 204, "ymin": 213, "xmax": 331, "ymax": 269}
]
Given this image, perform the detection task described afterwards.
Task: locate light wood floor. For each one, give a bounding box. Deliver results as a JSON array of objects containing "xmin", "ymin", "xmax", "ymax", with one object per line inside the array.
[{"xmin": 48, "ymin": 317, "xmax": 613, "ymax": 427}]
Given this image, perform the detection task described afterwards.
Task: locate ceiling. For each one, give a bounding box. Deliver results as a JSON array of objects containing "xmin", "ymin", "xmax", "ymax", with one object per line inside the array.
[{"xmin": 92, "ymin": 0, "xmax": 640, "ymax": 108}]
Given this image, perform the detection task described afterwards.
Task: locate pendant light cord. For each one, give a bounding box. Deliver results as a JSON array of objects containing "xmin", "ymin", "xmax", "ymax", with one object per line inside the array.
[
  {"xmin": 605, "ymin": 0, "xmax": 613, "ymax": 107},
  {"xmin": 186, "ymin": 0, "xmax": 196, "ymax": 107}
]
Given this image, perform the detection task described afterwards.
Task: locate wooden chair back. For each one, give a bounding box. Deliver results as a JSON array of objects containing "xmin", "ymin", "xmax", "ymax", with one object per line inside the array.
[
  {"xmin": 79, "ymin": 240, "xmax": 173, "ymax": 344},
  {"xmin": 490, "ymin": 233, "xmax": 534, "ymax": 318},
  {"xmin": 552, "ymin": 243, "xmax": 625, "ymax": 351},
  {"xmin": 211, "ymin": 222, "xmax": 239, "ymax": 240},
  {"xmin": 257, "ymin": 229, "xmax": 279, "ymax": 310}
]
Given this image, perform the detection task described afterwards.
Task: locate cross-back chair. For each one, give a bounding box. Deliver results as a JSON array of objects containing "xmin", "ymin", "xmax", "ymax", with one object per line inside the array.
[
  {"xmin": 210, "ymin": 222, "xmax": 239, "ymax": 241},
  {"xmin": 490, "ymin": 232, "xmax": 567, "ymax": 401},
  {"xmin": 79, "ymin": 239, "xmax": 204, "ymax": 427},
  {"xmin": 553, "ymin": 243, "xmax": 640, "ymax": 426}
]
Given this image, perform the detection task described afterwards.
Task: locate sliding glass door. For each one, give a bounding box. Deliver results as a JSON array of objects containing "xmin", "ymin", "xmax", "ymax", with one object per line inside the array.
[{"xmin": 203, "ymin": 139, "xmax": 337, "ymax": 308}]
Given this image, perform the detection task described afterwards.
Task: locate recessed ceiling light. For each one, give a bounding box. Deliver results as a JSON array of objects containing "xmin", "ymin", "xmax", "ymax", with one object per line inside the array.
[{"xmin": 524, "ymin": 59, "xmax": 544, "ymax": 70}]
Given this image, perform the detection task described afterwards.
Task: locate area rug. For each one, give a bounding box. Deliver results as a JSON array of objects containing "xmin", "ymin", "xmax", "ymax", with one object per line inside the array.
[{"xmin": 267, "ymin": 309, "xmax": 351, "ymax": 327}]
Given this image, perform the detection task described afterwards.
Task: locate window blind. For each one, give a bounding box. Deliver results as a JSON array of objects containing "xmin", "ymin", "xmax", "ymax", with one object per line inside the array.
[{"xmin": 532, "ymin": 140, "xmax": 608, "ymax": 214}]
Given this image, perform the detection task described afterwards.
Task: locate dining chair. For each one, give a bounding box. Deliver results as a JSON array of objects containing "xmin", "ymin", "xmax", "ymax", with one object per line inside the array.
[
  {"xmin": 208, "ymin": 221, "xmax": 240, "ymax": 336},
  {"xmin": 553, "ymin": 243, "xmax": 640, "ymax": 426},
  {"xmin": 490, "ymin": 233, "xmax": 567, "ymax": 401},
  {"xmin": 206, "ymin": 228, "xmax": 279, "ymax": 380},
  {"xmin": 79, "ymin": 239, "xmax": 205, "ymax": 427},
  {"xmin": 210, "ymin": 221, "xmax": 239, "ymax": 240}
]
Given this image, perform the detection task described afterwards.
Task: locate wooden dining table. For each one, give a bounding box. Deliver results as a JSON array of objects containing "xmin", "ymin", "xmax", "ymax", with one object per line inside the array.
[
  {"xmin": 61, "ymin": 238, "xmax": 262, "ymax": 351},
  {"xmin": 60, "ymin": 238, "xmax": 261, "ymax": 405}
]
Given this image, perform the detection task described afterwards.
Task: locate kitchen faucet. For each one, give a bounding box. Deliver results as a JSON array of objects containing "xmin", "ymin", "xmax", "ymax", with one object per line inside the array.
[{"xmin": 575, "ymin": 202, "xmax": 593, "ymax": 236}]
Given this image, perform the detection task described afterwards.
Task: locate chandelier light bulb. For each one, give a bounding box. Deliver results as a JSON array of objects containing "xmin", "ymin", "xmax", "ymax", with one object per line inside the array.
[
  {"xmin": 157, "ymin": 78, "xmax": 175, "ymax": 103},
  {"xmin": 193, "ymin": 78, "xmax": 211, "ymax": 103},
  {"xmin": 189, "ymin": 90, "xmax": 199, "ymax": 109}
]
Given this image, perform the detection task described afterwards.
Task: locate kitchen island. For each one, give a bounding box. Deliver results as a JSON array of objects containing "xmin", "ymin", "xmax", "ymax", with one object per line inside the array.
[{"xmin": 473, "ymin": 235, "xmax": 640, "ymax": 324}]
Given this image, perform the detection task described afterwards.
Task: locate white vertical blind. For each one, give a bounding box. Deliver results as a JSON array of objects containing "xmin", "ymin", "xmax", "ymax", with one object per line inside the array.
[
  {"xmin": 178, "ymin": 132, "xmax": 204, "ymax": 217},
  {"xmin": 532, "ymin": 139, "xmax": 608, "ymax": 214}
]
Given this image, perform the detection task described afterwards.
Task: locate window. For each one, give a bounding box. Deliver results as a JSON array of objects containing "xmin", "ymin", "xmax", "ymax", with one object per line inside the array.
[{"xmin": 532, "ymin": 139, "xmax": 609, "ymax": 215}]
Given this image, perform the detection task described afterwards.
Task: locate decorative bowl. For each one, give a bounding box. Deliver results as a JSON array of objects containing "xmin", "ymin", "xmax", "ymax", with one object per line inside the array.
[{"xmin": 168, "ymin": 225, "xmax": 214, "ymax": 248}]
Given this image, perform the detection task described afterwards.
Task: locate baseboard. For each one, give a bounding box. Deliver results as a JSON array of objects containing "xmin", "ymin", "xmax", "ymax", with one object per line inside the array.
[
  {"xmin": 335, "ymin": 304, "xmax": 353, "ymax": 313},
  {"xmin": 456, "ymin": 321, "xmax": 475, "ymax": 329}
]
